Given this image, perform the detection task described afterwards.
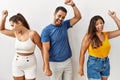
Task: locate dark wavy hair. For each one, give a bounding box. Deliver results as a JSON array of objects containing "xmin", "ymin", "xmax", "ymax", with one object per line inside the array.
[
  {"xmin": 88, "ymin": 15, "xmax": 105, "ymax": 49},
  {"xmin": 9, "ymin": 13, "xmax": 30, "ymax": 29}
]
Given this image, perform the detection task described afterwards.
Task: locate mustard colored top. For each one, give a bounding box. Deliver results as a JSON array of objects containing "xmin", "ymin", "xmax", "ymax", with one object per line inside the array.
[{"xmin": 88, "ymin": 32, "xmax": 111, "ymax": 58}]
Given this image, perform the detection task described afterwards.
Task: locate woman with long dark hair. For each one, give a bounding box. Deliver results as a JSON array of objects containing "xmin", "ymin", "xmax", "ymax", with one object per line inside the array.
[{"xmin": 79, "ymin": 10, "xmax": 120, "ymax": 80}]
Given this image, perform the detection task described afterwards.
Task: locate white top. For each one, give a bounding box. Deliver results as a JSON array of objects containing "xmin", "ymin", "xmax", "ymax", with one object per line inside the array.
[{"xmin": 15, "ymin": 38, "xmax": 36, "ymax": 53}]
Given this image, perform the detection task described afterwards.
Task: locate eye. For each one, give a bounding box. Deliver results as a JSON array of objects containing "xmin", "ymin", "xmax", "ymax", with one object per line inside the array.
[
  {"xmin": 57, "ymin": 15, "xmax": 61, "ymax": 18},
  {"xmin": 11, "ymin": 25, "xmax": 13, "ymax": 27},
  {"xmin": 62, "ymin": 16, "xmax": 65, "ymax": 19},
  {"xmin": 10, "ymin": 21, "xmax": 14, "ymax": 27},
  {"xmin": 100, "ymin": 22, "xmax": 103, "ymax": 25},
  {"xmin": 95, "ymin": 23, "xmax": 99, "ymax": 26}
]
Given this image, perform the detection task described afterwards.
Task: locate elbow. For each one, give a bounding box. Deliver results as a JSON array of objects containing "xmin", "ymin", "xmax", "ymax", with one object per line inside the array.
[
  {"xmin": 119, "ymin": 26, "xmax": 120, "ymax": 30},
  {"xmin": 78, "ymin": 12, "xmax": 82, "ymax": 20},
  {"xmin": 0, "ymin": 28, "xmax": 3, "ymax": 32},
  {"xmin": 0, "ymin": 25, "xmax": 5, "ymax": 31},
  {"xmin": 79, "ymin": 15, "xmax": 82, "ymax": 20},
  {"xmin": 0, "ymin": 25, "xmax": 2, "ymax": 30},
  {"xmin": 118, "ymin": 25, "xmax": 120, "ymax": 30},
  {"xmin": 77, "ymin": 15, "xmax": 82, "ymax": 21},
  {"xmin": 74, "ymin": 13, "xmax": 82, "ymax": 22}
]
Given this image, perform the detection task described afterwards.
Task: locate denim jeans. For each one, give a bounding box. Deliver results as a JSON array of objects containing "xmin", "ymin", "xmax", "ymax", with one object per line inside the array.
[{"xmin": 87, "ymin": 56, "xmax": 110, "ymax": 80}]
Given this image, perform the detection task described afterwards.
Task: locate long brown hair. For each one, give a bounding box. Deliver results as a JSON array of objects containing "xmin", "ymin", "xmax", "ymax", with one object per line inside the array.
[
  {"xmin": 9, "ymin": 13, "xmax": 30, "ymax": 29},
  {"xmin": 88, "ymin": 15, "xmax": 105, "ymax": 49}
]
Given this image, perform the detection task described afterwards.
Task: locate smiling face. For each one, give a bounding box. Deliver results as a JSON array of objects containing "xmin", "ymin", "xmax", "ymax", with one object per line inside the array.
[
  {"xmin": 53, "ymin": 10, "xmax": 67, "ymax": 26},
  {"xmin": 95, "ymin": 19, "xmax": 104, "ymax": 33},
  {"xmin": 88, "ymin": 15, "xmax": 105, "ymax": 35}
]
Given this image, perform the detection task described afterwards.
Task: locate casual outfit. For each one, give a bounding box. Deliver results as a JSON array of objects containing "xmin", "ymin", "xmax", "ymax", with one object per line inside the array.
[
  {"xmin": 41, "ymin": 20, "xmax": 72, "ymax": 80},
  {"xmin": 87, "ymin": 32, "xmax": 111, "ymax": 80},
  {"xmin": 12, "ymin": 37, "xmax": 37, "ymax": 79}
]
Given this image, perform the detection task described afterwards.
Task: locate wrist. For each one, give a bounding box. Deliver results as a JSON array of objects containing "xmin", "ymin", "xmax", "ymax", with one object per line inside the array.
[
  {"xmin": 2, "ymin": 17, "xmax": 6, "ymax": 21},
  {"xmin": 71, "ymin": 3, "xmax": 75, "ymax": 7},
  {"xmin": 2, "ymin": 16, "xmax": 7, "ymax": 19}
]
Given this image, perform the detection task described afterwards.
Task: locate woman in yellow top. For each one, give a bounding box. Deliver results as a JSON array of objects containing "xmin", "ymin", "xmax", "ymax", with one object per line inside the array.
[{"xmin": 79, "ymin": 10, "xmax": 120, "ymax": 80}]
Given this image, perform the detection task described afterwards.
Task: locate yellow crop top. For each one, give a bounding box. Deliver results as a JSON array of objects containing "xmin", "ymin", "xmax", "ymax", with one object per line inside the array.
[{"xmin": 88, "ymin": 32, "xmax": 111, "ymax": 58}]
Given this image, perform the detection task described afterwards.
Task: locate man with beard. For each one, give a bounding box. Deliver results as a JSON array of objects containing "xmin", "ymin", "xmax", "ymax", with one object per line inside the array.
[{"xmin": 41, "ymin": 0, "xmax": 81, "ymax": 80}]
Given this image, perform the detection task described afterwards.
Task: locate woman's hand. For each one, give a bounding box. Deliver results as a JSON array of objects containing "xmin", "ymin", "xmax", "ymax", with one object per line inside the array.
[
  {"xmin": 2, "ymin": 10, "xmax": 8, "ymax": 18},
  {"xmin": 108, "ymin": 10, "xmax": 116, "ymax": 18},
  {"xmin": 78, "ymin": 67, "xmax": 84, "ymax": 76}
]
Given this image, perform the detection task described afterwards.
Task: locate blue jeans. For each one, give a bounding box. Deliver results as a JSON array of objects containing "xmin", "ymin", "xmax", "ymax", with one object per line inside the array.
[{"xmin": 87, "ymin": 56, "xmax": 110, "ymax": 80}]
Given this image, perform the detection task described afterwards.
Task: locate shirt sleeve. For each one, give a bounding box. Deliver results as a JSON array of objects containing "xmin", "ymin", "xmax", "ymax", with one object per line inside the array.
[
  {"xmin": 63, "ymin": 19, "xmax": 71, "ymax": 29},
  {"xmin": 41, "ymin": 28, "xmax": 50, "ymax": 42}
]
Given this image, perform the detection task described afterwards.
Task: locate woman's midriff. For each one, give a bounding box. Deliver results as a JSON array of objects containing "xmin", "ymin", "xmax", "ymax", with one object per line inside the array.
[{"xmin": 17, "ymin": 52, "xmax": 34, "ymax": 56}]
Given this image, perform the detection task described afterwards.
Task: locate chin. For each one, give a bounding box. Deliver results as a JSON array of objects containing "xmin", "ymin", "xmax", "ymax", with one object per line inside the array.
[{"xmin": 55, "ymin": 23, "xmax": 61, "ymax": 26}]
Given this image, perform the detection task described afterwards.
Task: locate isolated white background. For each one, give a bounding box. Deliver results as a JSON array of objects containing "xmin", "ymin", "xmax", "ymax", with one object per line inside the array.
[{"xmin": 0, "ymin": 0, "xmax": 120, "ymax": 80}]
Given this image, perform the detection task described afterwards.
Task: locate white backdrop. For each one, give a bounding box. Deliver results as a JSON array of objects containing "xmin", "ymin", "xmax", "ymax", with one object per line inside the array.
[{"xmin": 0, "ymin": 0, "xmax": 120, "ymax": 80}]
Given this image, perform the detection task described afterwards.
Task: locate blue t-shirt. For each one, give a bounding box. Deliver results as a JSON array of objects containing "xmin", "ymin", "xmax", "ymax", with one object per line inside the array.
[{"xmin": 41, "ymin": 20, "xmax": 72, "ymax": 62}]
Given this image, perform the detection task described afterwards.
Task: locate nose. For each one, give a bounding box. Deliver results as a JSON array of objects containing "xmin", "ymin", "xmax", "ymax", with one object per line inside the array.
[
  {"xmin": 98, "ymin": 24, "xmax": 102, "ymax": 27},
  {"xmin": 11, "ymin": 26, "xmax": 15, "ymax": 30},
  {"xmin": 59, "ymin": 17, "xmax": 63, "ymax": 20}
]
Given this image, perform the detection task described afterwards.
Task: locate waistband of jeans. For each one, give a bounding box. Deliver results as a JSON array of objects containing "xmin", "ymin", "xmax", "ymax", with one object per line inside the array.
[{"xmin": 89, "ymin": 55, "xmax": 108, "ymax": 60}]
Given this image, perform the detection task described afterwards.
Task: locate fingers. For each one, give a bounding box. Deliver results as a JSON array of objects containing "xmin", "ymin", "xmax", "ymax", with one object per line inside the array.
[
  {"xmin": 2, "ymin": 10, "xmax": 8, "ymax": 17},
  {"xmin": 108, "ymin": 10, "xmax": 115, "ymax": 15},
  {"xmin": 78, "ymin": 71, "xmax": 84, "ymax": 76},
  {"xmin": 64, "ymin": 0, "xmax": 70, "ymax": 4},
  {"xmin": 64, "ymin": 0, "xmax": 74, "ymax": 6},
  {"xmin": 44, "ymin": 69, "xmax": 52, "ymax": 76},
  {"xmin": 78, "ymin": 69, "xmax": 84, "ymax": 76},
  {"xmin": 108, "ymin": 10, "xmax": 117, "ymax": 19},
  {"xmin": 2, "ymin": 10, "xmax": 8, "ymax": 14}
]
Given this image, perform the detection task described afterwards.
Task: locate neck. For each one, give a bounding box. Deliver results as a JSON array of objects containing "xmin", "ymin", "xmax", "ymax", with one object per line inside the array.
[
  {"xmin": 96, "ymin": 32, "xmax": 103, "ymax": 36},
  {"xmin": 16, "ymin": 27, "xmax": 28, "ymax": 35},
  {"xmin": 52, "ymin": 21, "xmax": 56, "ymax": 25}
]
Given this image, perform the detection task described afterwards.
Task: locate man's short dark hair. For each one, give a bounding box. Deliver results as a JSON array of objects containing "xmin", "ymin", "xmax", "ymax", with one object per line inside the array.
[{"xmin": 55, "ymin": 6, "xmax": 67, "ymax": 14}]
